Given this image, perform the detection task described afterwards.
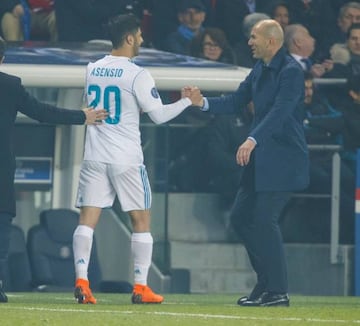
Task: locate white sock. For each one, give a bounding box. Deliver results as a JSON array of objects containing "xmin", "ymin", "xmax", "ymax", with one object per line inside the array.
[
  {"xmin": 73, "ymin": 225, "xmax": 94, "ymax": 280},
  {"xmin": 131, "ymin": 232, "xmax": 153, "ymax": 285}
]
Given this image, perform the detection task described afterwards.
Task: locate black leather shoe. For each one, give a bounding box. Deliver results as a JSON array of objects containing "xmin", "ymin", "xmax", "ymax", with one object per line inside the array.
[
  {"xmin": 237, "ymin": 295, "xmax": 249, "ymax": 305},
  {"xmin": 241, "ymin": 292, "xmax": 290, "ymax": 307},
  {"xmin": 237, "ymin": 282, "xmax": 266, "ymax": 306}
]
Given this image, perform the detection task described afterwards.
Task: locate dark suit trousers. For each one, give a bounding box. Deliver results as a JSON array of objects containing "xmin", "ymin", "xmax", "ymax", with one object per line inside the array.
[
  {"xmin": 0, "ymin": 213, "xmax": 12, "ymax": 282},
  {"xmin": 230, "ymin": 175, "xmax": 291, "ymax": 293}
]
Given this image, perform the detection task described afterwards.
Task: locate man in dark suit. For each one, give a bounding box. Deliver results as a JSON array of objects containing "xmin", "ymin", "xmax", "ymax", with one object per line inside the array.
[
  {"xmin": 187, "ymin": 19, "xmax": 309, "ymax": 307},
  {"xmin": 0, "ymin": 37, "xmax": 107, "ymax": 302}
]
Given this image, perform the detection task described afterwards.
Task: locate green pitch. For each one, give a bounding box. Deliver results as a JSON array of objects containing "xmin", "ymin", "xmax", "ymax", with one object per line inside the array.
[{"xmin": 0, "ymin": 293, "xmax": 359, "ymax": 325}]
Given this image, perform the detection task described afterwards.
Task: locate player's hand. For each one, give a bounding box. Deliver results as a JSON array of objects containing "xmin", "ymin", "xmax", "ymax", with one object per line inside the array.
[
  {"xmin": 82, "ymin": 108, "xmax": 108, "ymax": 125},
  {"xmin": 181, "ymin": 86, "xmax": 192, "ymax": 98},
  {"xmin": 182, "ymin": 86, "xmax": 204, "ymax": 107}
]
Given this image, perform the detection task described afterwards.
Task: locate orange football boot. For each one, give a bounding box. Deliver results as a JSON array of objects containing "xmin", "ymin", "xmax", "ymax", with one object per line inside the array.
[
  {"xmin": 74, "ymin": 278, "xmax": 97, "ymax": 304},
  {"xmin": 131, "ymin": 284, "xmax": 164, "ymax": 304}
]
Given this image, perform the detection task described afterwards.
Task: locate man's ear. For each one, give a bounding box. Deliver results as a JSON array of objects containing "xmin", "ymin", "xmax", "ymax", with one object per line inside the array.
[{"xmin": 125, "ymin": 34, "xmax": 134, "ymax": 46}]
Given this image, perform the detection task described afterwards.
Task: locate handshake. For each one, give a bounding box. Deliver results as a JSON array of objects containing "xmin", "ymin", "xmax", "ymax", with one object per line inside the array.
[{"xmin": 181, "ymin": 86, "xmax": 204, "ymax": 107}]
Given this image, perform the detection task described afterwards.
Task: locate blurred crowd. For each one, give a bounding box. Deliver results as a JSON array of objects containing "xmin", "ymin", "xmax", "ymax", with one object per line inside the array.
[{"xmin": 1, "ymin": 0, "xmax": 360, "ymax": 244}]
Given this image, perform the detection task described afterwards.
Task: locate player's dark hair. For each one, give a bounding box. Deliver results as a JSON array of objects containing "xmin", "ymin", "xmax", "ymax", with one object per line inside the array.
[
  {"xmin": 0, "ymin": 37, "xmax": 6, "ymax": 59},
  {"xmin": 106, "ymin": 14, "xmax": 141, "ymax": 49}
]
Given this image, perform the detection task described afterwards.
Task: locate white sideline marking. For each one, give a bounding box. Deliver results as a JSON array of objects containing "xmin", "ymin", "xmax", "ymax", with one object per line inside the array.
[{"xmin": 3, "ymin": 306, "xmax": 360, "ymax": 324}]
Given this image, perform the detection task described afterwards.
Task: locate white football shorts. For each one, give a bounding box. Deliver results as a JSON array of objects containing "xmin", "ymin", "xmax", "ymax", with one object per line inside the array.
[{"xmin": 75, "ymin": 160, "xmax": 152, "ymax": 211}]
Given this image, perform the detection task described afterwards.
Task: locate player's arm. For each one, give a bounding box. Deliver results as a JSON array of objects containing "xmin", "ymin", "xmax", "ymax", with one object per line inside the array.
[
  {"xmin": 134, "ymin": 69, "xmax": 192, "ymax": 124},
  {"xmin": 147, "ymin": 98, "xmax": 191, "ymax": 124}
]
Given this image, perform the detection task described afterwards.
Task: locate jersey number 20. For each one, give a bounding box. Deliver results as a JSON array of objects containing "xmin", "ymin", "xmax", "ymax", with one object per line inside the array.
[{"xmin": 88, "ymin": 84, "xmax": 121, "ymax": 124}]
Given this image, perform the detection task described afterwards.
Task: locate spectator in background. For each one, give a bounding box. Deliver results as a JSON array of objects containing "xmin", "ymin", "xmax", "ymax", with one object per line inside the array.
[
  {"xmin": 324, "ymin": 23, "xmax": 360, "ymax": 108},
  {"xmin": 287, "ymin": 0, "xmax": 338, "ymax": 60},
  {"xmin": 164, "ymin": 0, "xmax": 206, "ymax": 55},
  {"xmin": 149, "ymin": 0, "xmax": 220, "ymax": 51},
  {"xmin": 329, "ymin": 22, "xmax": 360, "ymax": 77},
  {"xmin": 1, "ymin": 0, "xmax": 56, "ymax": 41},
  {"xmin": 55, "ymin": 0, "xmax": 144, "ymax": 42},
  {"xmin": 233, "ymin": 12, "xmax": 270, "ymax": 68},
  {"xmin": 0, "ymin": 1, "xmax": 24, "ymax": 41},
  {"xmin": 302, "ymin": 71, "xmax": 342, "ymax": 145},
  {"xmin": 284, "ymin": 24, "xmax": 334, "ymax": 77},
  {"xmin": 190, "ymin": 27, "xmax": 237, "ymax": 64},
  {"xmin": 326, "ymin": 2, "xmax": 360, "ymax": 52},
  {"xmin": 337, "ymin": 2, "xmax": 360, "ymax": 40},
  {"xmin": 270, "ymin": 1, "xmax": 291, "ymax": 30}
]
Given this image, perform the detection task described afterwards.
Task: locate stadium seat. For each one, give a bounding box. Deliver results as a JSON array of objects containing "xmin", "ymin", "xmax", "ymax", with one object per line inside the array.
[
  {"xmin": 3, "ymin": 225, "xmax": 33, "ymax": 292},
  {"xmin": 27, "ymin": 209, "xmax": 132, "ymax": 293},
  {"xmin": 27, "ymin": 209, "xmax": 102, "ymax": 292}
]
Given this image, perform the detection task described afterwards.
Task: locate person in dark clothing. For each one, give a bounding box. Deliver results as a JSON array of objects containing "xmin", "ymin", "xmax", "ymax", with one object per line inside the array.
[
  {"xmin": 188, "ymin": 19, "xmax": 309, "ymax": 307},
  {"xmin": 323, "ymin": 23, "xmax": 360, "ymax": 108},
  {"xmin": 0, "ymin": 0, "xmax": 57, "ymax": 42},
  {"xmin": 0, "ymin": 0, "xmax": 24, "ymax": 41},
  {"xmin": 270, "ymin": 1, "xmax": 291, "ymax": 30},
  {"xmin": 0, "ymin": 37, "xmax": 107, "ymax": 302},
  {"xmin": 163, "ymin": 0, "xmax": 206, "ymax": 55},
  {"xmin": 322, "ymin": 2, "xmax": 360, "ymax": 59}
]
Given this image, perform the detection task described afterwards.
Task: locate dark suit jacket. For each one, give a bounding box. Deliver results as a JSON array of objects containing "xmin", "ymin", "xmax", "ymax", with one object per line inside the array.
[
  {"xmin": 207, "ymin": 47, "xmax": 309, "ymax": 192},
  {"xmin": 0, "ymin": 71, "xmax": 86, "ymax": 217}
]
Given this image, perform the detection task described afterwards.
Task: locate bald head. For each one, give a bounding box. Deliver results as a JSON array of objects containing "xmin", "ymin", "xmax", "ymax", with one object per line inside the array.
[
  {"xmin": 254, "ymin": 19, "xmax": 284, "ymax": 46},
  {"xmin": 249, "ymin": 19, "xmax": 284, "ymax": 63},
  {"xmin": 284, "ymin": 24, "xmax": 315, "ymax": 57}
]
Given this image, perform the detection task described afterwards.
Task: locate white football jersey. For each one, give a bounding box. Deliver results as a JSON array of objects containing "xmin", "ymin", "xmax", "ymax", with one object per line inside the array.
[{"xmin": 83, "ymin": 55, "xmax": 186, "ymax": 164}]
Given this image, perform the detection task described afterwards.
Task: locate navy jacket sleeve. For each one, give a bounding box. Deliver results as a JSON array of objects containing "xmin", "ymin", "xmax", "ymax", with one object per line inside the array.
[{"xmin": 14, "ymin": 78, "xmax": 86, "ymax": 125}]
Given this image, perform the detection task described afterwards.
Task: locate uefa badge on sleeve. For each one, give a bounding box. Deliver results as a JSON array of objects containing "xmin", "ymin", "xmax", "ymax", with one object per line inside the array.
[{"xmin": 151, "ymin": 87, "xmax": 160, "ymax": 99}]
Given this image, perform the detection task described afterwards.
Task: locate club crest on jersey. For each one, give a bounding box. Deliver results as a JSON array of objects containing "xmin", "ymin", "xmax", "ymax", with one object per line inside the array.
[{"xmin": 151, "ymin": 87, "xmax": 160, "ymax": 99}]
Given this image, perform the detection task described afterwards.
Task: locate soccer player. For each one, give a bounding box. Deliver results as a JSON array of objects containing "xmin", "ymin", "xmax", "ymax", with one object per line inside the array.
[{"xmin": 72, "ymin": 14, "xmax": 202, "ymax": 304}]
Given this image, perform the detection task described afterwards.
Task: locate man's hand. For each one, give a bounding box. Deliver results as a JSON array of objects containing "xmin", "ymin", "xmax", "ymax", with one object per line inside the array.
[
  {"xmin": 349, "ymin": 90, "xmax": 360, "ymax": 104},
  {"xmin": 236, "ymin": 138, "xmax": 256, "ymax": 166},
  {"xmin": 82, "ymin": 108, "xmax": 108, "ymax": 125},
  {"xmin": 311, "ymin": 60, "xmax": 334, "ymax": 77},
  {"xmin": 182, "ymin": 86, "xmax": 204, "ymax": 107}
]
